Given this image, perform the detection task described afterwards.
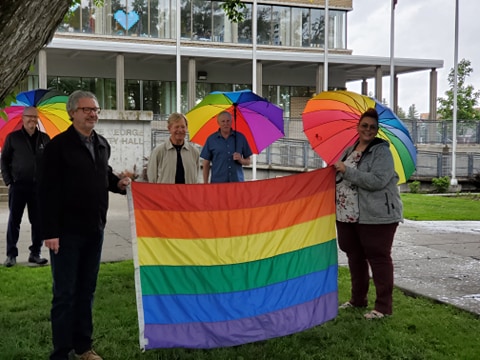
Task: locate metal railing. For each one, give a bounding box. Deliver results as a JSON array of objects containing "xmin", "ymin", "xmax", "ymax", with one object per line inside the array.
[{"xmin": 151, "ymin": 118, "xmax": 480, "ymax": 180}]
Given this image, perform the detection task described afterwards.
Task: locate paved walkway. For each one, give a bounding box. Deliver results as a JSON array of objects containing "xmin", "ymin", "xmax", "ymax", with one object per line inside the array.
[{"xmin": 2, "ymin": 193, "xmax": 480, "ymax": 315}]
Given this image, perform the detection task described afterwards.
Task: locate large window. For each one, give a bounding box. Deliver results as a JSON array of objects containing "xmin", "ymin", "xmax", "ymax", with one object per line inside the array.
[
  {"xmin": 157, "ymin": 0, "xmax": 175, "ymax": 39},
  {"xmin": 58, "ymin": 0, "xmax": 95, "ymax": 34},
  {"xmin": 181, "ymin": 0, "xmax": 192, "ymax": 38},
  {"xmin": 257, "ymin": 5, "xmax": 272, "ymax": 45},
  {"xmin": 237, "ymin": 3, "xmax": 252, "ymax": 44},
  {"xmin": 330, "ymin": 10, "xmax": 346, "ymax": 49},
  {"xmin": 309, "ymin": 8, "xmax": 324, "ymax": 47},
  {"xmin": 47, "ymin": 76, "xmax": 116, "ymax": 110},
  {"xmin": 124, "ymin": 80, "xmax": 188, "ymax": 114},
  {"xmin": 192, "ymin": 0, "xmax": 212, "ymax": 40},
  {"xmin": 212, "ymin": 2, "xmax": 231, "ymax": 42},
  {"xmin": 57, "ymin": 1, "xmax": 347, "ymax": 50},
  {"xmin": 290, "ymin": 8, "xmax": 302, "ymax": 47},
  {"xmin": 275, "ymin": 6, "xmax": 290, "ymax": 46}
]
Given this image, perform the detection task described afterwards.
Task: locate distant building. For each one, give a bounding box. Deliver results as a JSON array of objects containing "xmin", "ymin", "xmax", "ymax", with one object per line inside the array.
[{"xmin": 25, "ymin": 0, "xmax": 442, "ymax": 119}]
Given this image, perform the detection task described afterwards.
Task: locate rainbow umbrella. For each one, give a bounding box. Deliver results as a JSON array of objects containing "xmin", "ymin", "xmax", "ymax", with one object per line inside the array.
[
  {"xmin": 302, "ymin": 90, "xmax": 416, "ymax": 184},
  {"xmin": 185, "ymin": 90, "xmax": 284, "ymax": 154},
  {"xmin": 0, "ymin": 89, "xmax": 70, "ymax": 148}
]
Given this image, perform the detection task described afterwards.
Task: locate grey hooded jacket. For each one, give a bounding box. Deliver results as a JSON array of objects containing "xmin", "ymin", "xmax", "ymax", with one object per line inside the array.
[{"xmin": 339, "ymin": 138, "xmax": 403, "ymax": 224}]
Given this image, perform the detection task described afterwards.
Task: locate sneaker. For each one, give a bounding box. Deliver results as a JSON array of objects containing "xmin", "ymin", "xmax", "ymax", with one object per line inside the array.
[
  {"xmin": 4, "ymin": 256, "xmax": 16, "ymax": 267},
  {"xmin": 339, "ymin": 301, "xmax": 354, "ymax": 309},
  {"xmin": 28, "ymin": 254, "xmax": 48, "ymax": 265},
  {"xmin": 76, "ymin": 350, "xmax": 102, "ymax": 360}
]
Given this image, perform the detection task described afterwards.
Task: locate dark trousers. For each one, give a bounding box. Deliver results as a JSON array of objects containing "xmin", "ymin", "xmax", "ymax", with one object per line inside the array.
[
  {"xmin": 6, "ymin": 182, "xmax": 43, "ymax": 257},
  {"xmin": 336, "ymin": 221, "xmax": 398, "ymax": 315},
  {"xmin": 49, "ymin": 231, "xmax": 104, "ymax": 360}
]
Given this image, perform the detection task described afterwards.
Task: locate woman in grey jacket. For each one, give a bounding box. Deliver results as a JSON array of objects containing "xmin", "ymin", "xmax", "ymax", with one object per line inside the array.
[{"xmin": 334, "ymin": 108, "xmax": 403, "ymax": 319}]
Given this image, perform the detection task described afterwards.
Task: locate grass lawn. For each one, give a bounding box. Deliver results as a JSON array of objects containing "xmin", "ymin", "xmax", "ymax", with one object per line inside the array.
[
  {"xmin": 401, "ymin": 193, "xmax": 480, "ymax": 220},
  {"xmin": 1, "ymin": 262, "xmax": 479, "ymax": 360},
  {"xmin": 1, "ymin": 194, "xmax": 479, "ymax": 359}
]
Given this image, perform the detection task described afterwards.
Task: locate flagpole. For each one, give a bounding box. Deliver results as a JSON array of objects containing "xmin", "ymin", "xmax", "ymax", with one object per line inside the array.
[
  {"xmin": 323, "ymin": 0, "xmax": 329, "ymax": 91},
  {"xmin": 252, "ymin": 0, "xmax": 258, "ymax": 180},
  {"xmin": 176, "ymin": 0, "xmax": 181, "ymax": 112},
  {"xmin": 320, "ymin": 0, "xmax": 329, "ymax": 169},
  {"xmin": 389, "ymin": 0, "xmax": 396, "ymax": 110},
  {"xmin": 451, "ymin": 0, "xmax": 459, "ymax": 186}
]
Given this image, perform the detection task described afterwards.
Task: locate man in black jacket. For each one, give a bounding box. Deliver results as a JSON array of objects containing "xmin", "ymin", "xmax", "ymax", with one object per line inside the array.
[
  {"xmin": 1, "ymin": 106, "xmax": 50, "ymax": 267},
  {"xmin": 41, "ymin": 90, "xmax": 131, "ymax": 360}
]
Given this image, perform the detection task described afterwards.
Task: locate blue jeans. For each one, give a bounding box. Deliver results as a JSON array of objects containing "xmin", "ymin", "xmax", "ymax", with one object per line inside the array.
[
  {"xmin": 6, "ymin": 182, "xmax": 43, "ymax": 257},
  {"xmin": 49, "ymin": 230, "xmax": 104, "ymax": 360}
]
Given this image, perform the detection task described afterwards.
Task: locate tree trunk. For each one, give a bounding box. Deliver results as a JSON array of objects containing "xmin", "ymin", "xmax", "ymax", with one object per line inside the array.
[{"xmin": 0, "ymin": 1, "xmax": 71, "ymax": 102}]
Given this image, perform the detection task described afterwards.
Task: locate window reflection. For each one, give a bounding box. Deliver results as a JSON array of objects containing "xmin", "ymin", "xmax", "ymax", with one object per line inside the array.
[
  {"xmin": 237, "ymin": 4, "xmax": 252, "ymax": 44},
  {"xmin": 192, "ymin": 0, "xmax": 212, "ymax": 40},
  {"xmin": 157, "ymin": 0, "xmax": 174, "ymax": 39},
  {"xmin": 57, "ymin": 0, "xmax": 346, "ymax": 50},
  {"xmin": 46, "ymin": 76, "xmax": 117, "ymax": 110}
]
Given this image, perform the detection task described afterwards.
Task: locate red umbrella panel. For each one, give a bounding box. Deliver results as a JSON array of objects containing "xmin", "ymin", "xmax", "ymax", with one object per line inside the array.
[
  {"xmin": 186, "ymin": 90, "xmax": 284, "ymax": 154},
  {"xmin": 302, "ymin": 90, "xmax": 417, "ymax": 184},
  {"xmin": 0, "ymin": 89, "xmax": 70, "ymax": 148}
]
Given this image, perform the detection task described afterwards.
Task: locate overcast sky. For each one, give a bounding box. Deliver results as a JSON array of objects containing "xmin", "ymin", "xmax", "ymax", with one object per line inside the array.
[{"xmin": 346, "ymin": 0, "xmax": 479, "ymax": 116}]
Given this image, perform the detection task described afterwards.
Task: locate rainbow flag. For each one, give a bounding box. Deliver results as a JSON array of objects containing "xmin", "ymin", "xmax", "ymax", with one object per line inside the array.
[{"xmin": 128, "ymin": 167, "xmax": 338, "ymax": 350}]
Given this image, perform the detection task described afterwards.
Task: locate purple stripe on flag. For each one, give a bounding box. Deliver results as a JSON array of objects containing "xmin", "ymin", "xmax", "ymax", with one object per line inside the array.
[{"xmin": 143, "ymin": 291, "xmax": 338, "ymax": 349}]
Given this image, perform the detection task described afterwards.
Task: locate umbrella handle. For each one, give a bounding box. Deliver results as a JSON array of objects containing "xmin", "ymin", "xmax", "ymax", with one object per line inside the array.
[{"xmin": 233, "ymin": 103, "xmax": 237, "ymax": 152}]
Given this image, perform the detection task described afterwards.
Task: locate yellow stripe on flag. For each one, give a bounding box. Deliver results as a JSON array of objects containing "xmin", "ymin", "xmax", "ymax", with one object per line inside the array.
[{"xmin": 138, "ymin": 214, "xmax": 337, "ymax": 266}]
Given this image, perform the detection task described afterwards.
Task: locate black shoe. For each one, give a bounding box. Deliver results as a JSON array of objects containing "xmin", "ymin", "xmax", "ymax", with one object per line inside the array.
[
  {"xmin": 28, "ymin": 254, "xmax": 48, "ymax": 265},
  {"xmin": 4, "ymin": 256, "xmax": 16, "ymax": 267}
]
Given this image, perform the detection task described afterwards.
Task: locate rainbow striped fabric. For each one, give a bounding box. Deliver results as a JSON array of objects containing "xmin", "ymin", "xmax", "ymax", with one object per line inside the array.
[{"xmin": 128, "ymin": 167, "xmax": 338, "ymax": 350}]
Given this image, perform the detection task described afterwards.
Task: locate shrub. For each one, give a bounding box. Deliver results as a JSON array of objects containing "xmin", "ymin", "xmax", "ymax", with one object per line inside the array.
[
  {"xmin": 432, "ymin": 176, "xmax": 450, "ymax": 193},
  {"xmin": 408, "ymin": 181, "xmax": 421, "ymax": 193}
]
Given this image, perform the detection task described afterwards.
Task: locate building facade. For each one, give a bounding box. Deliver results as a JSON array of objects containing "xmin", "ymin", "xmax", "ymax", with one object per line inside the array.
[{"xmin": 26, "ymin": 0, "xmax": 442, "ymax": 120}]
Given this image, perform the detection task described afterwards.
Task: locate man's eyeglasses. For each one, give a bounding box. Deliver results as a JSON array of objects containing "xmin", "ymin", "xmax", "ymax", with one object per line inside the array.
[
  {"xmin": 77, "ymin": 107, "xmax": 101, "ymax": 114},
  {"xmin": 359, "ymin": 123, "xmax": 378, "ymax": 131}
]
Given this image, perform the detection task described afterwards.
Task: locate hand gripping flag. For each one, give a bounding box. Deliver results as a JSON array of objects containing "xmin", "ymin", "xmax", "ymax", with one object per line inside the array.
[{"xmin": 128, "ymin": 167, "xmax": 338, "ymax": 350}]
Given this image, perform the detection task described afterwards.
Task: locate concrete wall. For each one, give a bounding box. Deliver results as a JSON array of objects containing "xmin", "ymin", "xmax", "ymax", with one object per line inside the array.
[{"xmin": 96, "ymin": 110, "xmax": 152, "ymax": 178}]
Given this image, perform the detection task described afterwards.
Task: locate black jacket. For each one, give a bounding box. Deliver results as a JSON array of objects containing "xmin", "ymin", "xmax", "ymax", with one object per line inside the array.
[
  {"xmin": 0, "ymin": 127, "xmax": 50, "ymax": 186},
  {"xmin": 41, "ymin": 125, "xmax": 124, "ymax": 238}
]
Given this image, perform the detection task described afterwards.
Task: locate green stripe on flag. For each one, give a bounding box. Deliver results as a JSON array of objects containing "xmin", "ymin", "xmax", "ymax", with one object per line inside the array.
[{"xmin": 140, "ymin": 239, "xmax": 337, "ymax": 295}]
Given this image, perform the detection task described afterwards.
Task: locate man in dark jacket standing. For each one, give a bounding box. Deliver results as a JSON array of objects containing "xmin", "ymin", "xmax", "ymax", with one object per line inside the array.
[
  {"xmin": 41, "ymin": 90, "xmax": 131, "ymax": 360},
  {"xmin": 1, "ymin": 106, "xmax": 50, "ymax": 267}
]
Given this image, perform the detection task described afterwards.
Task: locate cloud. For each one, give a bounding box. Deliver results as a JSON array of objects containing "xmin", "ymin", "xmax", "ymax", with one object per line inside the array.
[{"xmin": 347, "ymin": 0, "xmax": 480, "ymax": 115}]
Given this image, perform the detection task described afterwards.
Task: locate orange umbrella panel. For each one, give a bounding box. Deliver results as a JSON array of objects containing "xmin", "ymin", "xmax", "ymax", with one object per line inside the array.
[
  {"xmin": 302, "ymin": 90, "xmax": 417, "ymax": 184},
  {"xmin": 0, "ymin": 89, "xmax": 70, "ymax": 147}
]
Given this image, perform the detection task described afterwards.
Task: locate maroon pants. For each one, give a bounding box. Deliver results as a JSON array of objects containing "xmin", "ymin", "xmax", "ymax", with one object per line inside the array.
[{"xmin": 336, "ymin": 221, "xmax": 398, "ymax": 315}]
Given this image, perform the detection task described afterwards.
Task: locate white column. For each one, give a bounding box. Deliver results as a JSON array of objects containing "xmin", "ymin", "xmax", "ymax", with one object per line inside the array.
[
  {"xmin": 116, "ymin": 54, "xmax": 125, "ymax": 111},
  {"xmin": 316, "ymin": 64, "xmax": 324, "ymax": 95},
  {"xmin": 429, "ymin": 69, "xmax": 438, "ymax": 120},
  {"xmin": 38, "ymin": 50, "xmax": 47, "ymax": 89},
  {"xmin": 375, "ymin": 66, "xmax": 383, "ymax": 101},
  {"xmin": 188, "ymin": 58, "xmax": 196, "ymax": 111},
  {"xmin": 361, "ymin": 79, "xmax": 368, "ymax": 95}
]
